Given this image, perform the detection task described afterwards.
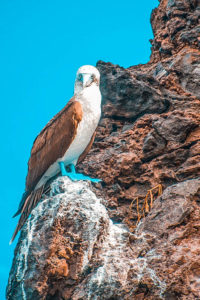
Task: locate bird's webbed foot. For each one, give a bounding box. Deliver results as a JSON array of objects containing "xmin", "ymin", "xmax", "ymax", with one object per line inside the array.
[{"xmin": 58, "ymin": 162, "xmax": 101, "ymax": 183}]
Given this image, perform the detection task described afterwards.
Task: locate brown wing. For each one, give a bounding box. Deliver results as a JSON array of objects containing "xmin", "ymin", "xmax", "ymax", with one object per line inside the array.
[{"xmin": 26, "ymin": 97, "xmax": 83, "ymax": 191}]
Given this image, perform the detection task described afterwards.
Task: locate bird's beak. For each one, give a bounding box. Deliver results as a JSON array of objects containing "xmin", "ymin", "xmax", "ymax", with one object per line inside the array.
[{"xmin": 83, "ymin": 74, "xmax": 92, "ymax": 87}]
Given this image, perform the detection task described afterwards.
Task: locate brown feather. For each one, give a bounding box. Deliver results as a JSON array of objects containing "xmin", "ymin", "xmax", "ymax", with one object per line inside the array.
[
  {"xmin": 12, "ymin": 191, "xmax": 31, "ymax": 218},
  {"xmin": 26, "ymin": 97, "xmax": 83, "ymax": 191},
  {"xmin": 10, "ymin": 186, "xmax": 44, "ymax": 244}
]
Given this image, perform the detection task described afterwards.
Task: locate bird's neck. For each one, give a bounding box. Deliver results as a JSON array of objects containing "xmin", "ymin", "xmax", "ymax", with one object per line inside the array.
[{"xmin": 75, "ymin": 85, "xmax": 101, "ymax": 113}]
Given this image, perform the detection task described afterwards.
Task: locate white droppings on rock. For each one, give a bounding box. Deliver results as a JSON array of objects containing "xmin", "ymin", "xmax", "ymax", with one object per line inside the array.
[
  {"xmin": 13, "ymin": 192, "xmax": 61, "ymax": 300},
  {"xmin": 133, "ymin": 228, "xmax": 167, "ymax": 298},
  {"xmin": 9, "ymin": 176, "xmax": 192, "ymax": 299},
  {"xmin": 51, "ymin": 177, "xmax": 110, "ymax": 272},
  {"xmin": 87, "ymin": 220, "xmax": 129, "ymax": 298}
]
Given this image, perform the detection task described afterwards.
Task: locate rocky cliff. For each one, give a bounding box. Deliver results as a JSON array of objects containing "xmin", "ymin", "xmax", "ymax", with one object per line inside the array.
[{"xmin": 7, "ymin": 0, "xmax": 200, "ymax": 299}]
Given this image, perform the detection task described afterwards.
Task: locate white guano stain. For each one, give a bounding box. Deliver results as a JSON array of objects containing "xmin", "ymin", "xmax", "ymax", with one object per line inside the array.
[
  {"xmin": 12, "ymin": 177, "xmax": 167, "ymax": 299},
  {"xmin": 15, "ymin": 188, "xmax": 61, "ymax": 300}
]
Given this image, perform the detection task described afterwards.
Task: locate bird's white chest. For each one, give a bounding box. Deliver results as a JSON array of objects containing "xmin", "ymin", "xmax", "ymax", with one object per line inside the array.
[{"xmin": 59, "ymin": 87, "xmax": 101, "ymax": 165}]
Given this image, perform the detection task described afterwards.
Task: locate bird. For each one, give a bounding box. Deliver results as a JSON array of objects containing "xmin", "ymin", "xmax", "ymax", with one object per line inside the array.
[{"xmin": 10, "ymin": 65, "xmax": 102, "ymax": 244}]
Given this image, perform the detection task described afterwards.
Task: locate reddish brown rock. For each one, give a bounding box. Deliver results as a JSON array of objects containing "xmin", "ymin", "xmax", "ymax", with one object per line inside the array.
[
  {"xmin": 150, "ymin": 0, "xmax": 200, "ymax": 62},
  {"xmin": 7, "ymin": 0, "xmax": 200, "ymax": 299}
]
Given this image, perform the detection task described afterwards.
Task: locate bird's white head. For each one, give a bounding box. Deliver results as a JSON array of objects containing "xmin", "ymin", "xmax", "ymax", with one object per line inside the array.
[{"xmin": 74, "ymin": 65, "xmax": 100, "ymax": 95}]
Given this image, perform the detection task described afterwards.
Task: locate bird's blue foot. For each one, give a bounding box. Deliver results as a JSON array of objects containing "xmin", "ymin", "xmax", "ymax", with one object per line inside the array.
[
  {"xmin": 67, "ymin": 172, "xmax": 101, "ymax": 183},
  {"xmin": 58, "ymin": 162, "xmax": 101, "ymax": 183}
]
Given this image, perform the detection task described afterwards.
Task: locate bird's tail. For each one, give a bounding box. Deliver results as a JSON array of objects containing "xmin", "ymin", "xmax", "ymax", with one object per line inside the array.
[
  {"xmin": 10, "ymin": 185, "xmax": 44, "ymax": 244},
  {"xmin": 12, "ymin": 190, "xmax": 31, "ymax": 218}
]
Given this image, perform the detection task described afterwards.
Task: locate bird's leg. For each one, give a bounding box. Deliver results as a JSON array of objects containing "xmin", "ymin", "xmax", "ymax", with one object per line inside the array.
[
  {"xmin": 69, "ymin": 164, "xmax": 76, "ymax": 174},
  {"xmin": 58, "ymin": 161, "xmax": 69, "ymax": 176},
  {"xmin": 68, "ymin": 164, "xmax": 101, "ymax": 183},
  {"xmin": 58, "ymin": 162, "xmax": 101, "ymax": 182}
]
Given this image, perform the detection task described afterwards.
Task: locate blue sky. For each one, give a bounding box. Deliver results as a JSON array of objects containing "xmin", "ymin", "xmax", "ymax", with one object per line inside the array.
[{"xmin": 0, "ymin": 0, "xmax": 158, "ymax": 297}]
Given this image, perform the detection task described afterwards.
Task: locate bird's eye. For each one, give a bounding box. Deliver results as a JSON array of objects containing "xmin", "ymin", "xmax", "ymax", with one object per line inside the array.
[
  {"xmin": 91, "ymin": 74, "xmax": 95, "ymax": 80},
  {"xmin": 78, "ymin": 74, "xmax": 83, "ymax": 81}
]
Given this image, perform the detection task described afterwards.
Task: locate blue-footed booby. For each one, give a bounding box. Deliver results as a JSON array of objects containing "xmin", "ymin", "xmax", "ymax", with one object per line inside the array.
[{"xmin": 10, "ymin": 65, "xmax": 101, "ymax": 243}]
